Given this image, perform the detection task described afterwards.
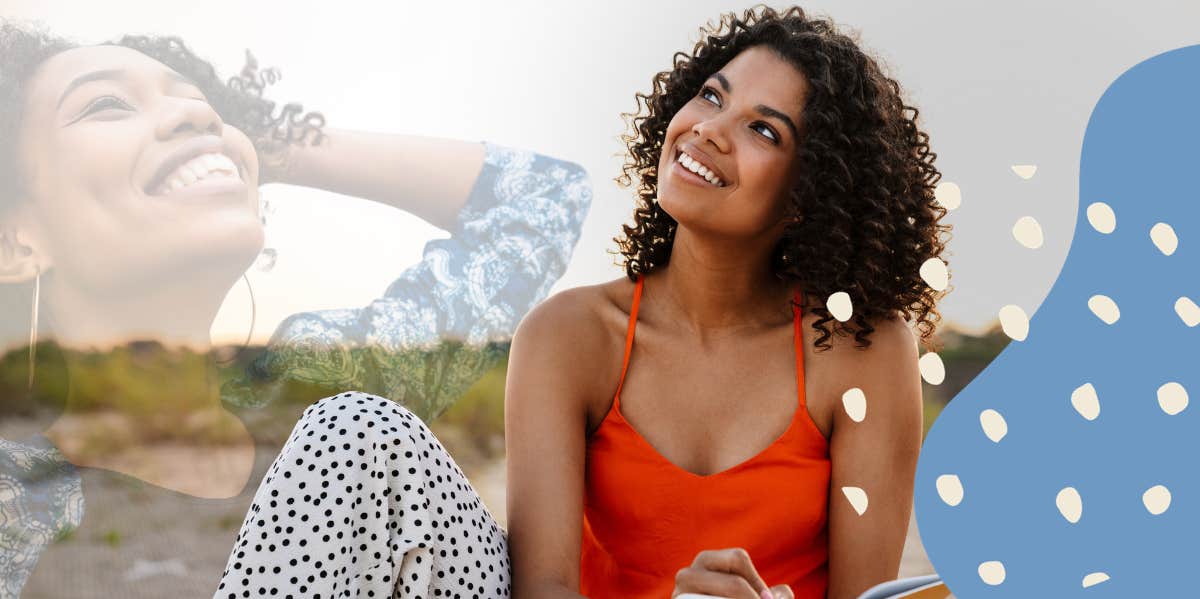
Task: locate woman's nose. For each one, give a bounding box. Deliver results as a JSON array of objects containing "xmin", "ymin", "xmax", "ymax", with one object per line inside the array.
[
  {"xmin": 154, "ymin": 96, "xmax": 223, "ymax": 140},
  {"xmin": 691, "ymin": 116, "xmax": 731, "ymax": 154}
]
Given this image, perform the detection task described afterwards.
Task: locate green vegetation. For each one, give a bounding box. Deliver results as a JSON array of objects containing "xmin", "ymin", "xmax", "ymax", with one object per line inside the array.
[
  {"xmin": 53, "ymin": 527, "xmax": 76, "ymax": 544},
  {"xmin": 216, "ymin": 513, "xmax": 245, "ymax": 532},
  {"xmin": 0, "ymin": 323, "xmax": 1009, "ymax": 458},
  {"xmin": 100, "ymin": 529, "xmax": 121, "ymax": 547}
]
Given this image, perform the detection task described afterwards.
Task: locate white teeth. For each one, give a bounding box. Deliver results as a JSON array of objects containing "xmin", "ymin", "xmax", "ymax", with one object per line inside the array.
[
  {"xmin": 152, "ymin": 152, "xmax": 242, "ymax": 195},
  {"xmin": 677, "ymin": 151, "xmax": 724, "ymax": 187}
]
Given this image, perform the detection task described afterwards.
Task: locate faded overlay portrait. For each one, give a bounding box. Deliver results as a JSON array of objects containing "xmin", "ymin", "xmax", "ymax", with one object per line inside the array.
[{"xmin": 0, "ymin": 21, "xmax": 590, "ymax": 598}]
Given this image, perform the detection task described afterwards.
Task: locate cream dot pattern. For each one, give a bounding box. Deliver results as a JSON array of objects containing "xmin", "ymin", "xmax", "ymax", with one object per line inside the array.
[
  {"xmin": 1150, "ymin": 222, "xmax": 1178, "ymax": 255},
  {"xmin": 842, "ymin": 387, "xmax": 867, "ymax": 423},
  {"xmin": 1175, "ymin": 296, "xmax": 1200, "ymax": 327},
  {"xmin": 919, "ymin": 352, "xmax": 946, "ymax": 385},
  {"xmin": 1070, "ymin": 383, "xmax": 1101, "ymax": 421},
  {"xmin": 936, "ymin": 475, "xmax": 964, "ymax": 507},
  {"xmin": 1143, "ymin": 485, "xmax": 1171, "ymax": 515},
  {"xmin": 1012, "ymin": 216, "xmax": 1045, "ymax": 249},
  {"xmin": 978, "ymin": 561, "xmax": 1006, "ymax": 585},
  {"xmin": 920, "ymin": 258, "xmax": 949, "ymax": 291},
  {"xmin": 1087, "ymin": 295, "xmax": 1120, "ymax": 324},
  {"xmin": 998, "ymin": 305, "xmax": 1030, "ymax": 341},
  {"xmin": 935, "ymin": 181, "xmax": 962, "ymax": 210},
  {"xmin": 1056, "ymin": 487, "xmax": 1083, "ymax": 524},
  {"xmin": 841, "ymin": 487, "xmax": 869, "ymax": 516},
  {"xmin": 1086, "ymin": 202, "xmax": 1117, "ymax": 233},
  {"xmin": 1157, "ymin": 382, "xmax": 1188, "ymax": 415},
  {"xmin": 979, "ymin": 409, "xmax": 1008, "ymax": 443},
  {"xmin": 827, "ymin": 291, "xmax": 853, "ymax": 322},
  {"xmin": 1082, "ymin": 572, "xmax": 1110, "ymax": 588},
  {"xmin": 1011, "ymin": 165, "xmax": 1038, "ymax": 179},
  {"xmin": 915, "ymin": 45, "xmax": 1200, "ymax": 597}
]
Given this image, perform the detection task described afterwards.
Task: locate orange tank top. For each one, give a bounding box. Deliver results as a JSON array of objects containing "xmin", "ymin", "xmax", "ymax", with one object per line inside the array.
[{"xmin": 579, "ymin": 275, "xmax": 831, "ymax": 598}]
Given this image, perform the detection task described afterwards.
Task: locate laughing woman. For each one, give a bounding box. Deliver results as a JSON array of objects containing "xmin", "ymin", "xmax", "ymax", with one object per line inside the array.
[
  {"xmin": 214, "ymin": 5, "xmax": 949, "ymax": 599},
  {"xmin": 0, "ymin": 22, "xmax": 590, "ymax": 597},
  {"xmin": 506, "ymin": 7, "xmax": 948, "ymax": 598}
]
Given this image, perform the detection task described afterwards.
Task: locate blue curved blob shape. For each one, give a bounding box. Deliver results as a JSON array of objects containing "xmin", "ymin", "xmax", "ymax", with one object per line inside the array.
[{"xmin": 915, "ymin": 45, "xmax": 1200, "ymax": 597}]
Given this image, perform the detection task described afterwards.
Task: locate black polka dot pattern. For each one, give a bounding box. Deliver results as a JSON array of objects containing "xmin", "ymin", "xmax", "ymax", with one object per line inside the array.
[{"xmin": 214, "ymin": 391, "xmax": 511, "ymax": 598}]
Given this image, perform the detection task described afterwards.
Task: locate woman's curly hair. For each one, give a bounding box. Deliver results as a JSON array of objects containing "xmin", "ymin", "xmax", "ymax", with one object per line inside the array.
[
  {"xmin": 0, "ymin": 20, "xmax": 324, "ymax": 205},
  {"xmin": 615, "ymin": 5, "xmax": 951, "ymax": 351}
]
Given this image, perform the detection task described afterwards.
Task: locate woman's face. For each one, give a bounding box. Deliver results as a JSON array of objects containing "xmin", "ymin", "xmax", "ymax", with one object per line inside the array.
[
  {"xmin": 656, "ymin": 45, "xmax": 809, "ymax": 240},
  {"xmin": 11, "ymin": 44, "xmax": 262, "ymax": 295}
]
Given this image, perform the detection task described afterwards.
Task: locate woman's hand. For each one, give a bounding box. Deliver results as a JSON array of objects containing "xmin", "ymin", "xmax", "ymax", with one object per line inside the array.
[{"xmin": 671, "ymin": 548, "xmax": 794, "ymax": 599}]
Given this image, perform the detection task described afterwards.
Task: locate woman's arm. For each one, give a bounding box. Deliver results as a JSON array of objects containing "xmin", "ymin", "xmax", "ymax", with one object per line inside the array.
[
  {"xmin": 222, "ymin": 143, "xmax": 592, "ymax": 417},
  {"xmin": 824, "ymin": 317, "xmax": 924, "ymax": 599},
  {"xmin": 505, "ymin": 288, "xmax": 613, "ymax": 599},
  {"xmin": 271, "ymin": 129, "xmax": 485, "ymax": 231}
]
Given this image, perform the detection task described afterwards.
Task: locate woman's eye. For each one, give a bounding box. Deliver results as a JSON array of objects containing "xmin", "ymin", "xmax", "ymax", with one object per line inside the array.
[
  {"xmin": 699, "ymin": 87, "xmax": 721, "ymax": 106},
  {"xmin": 83, "ymin": 95, "xmax": 133, "ymax": 115},
  {"xmin": 751, "ymin": 122, "xmax": 779, "ymax": 143}
]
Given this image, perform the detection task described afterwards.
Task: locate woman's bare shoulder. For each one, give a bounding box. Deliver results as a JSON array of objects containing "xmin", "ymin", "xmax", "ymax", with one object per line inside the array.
[
  {"xmin": 511, "ymin": 276, "xmax": 637, "ymax": 378},
  {"xmin": 803, "ymin": 311, "xmax": 919, "ymax": 382}
]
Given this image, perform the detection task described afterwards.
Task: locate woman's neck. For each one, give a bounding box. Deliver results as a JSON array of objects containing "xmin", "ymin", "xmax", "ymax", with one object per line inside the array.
[
  {"xmin": 655, "ymin": 227, "xmax": 794, "ymax": 336},
  {"xmin": 41, "ymin": 270, "xmax": 227, "ymax": 351},
  {"xmin": 36, "ymin": 276, "xmax": 255, "ymax": 498}
]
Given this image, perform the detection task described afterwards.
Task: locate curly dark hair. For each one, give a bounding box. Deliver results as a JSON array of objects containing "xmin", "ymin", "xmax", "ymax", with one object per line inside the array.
[
  {"xmin": 614, "ymin": 5, "xmax": 951, "ymax": 351},
  {"xmin": 0, "ymin": 20, "xmax": 324, "ymax": 207}
]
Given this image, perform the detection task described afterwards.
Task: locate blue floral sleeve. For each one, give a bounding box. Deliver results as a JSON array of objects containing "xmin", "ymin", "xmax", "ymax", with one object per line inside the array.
[
  {"xmin": 0, "ymin": 435, "xmax": 84, "ymax": 599},
  {"xmin": 222, "ymin": 143, "xmax": 592, "ymax": 420}
]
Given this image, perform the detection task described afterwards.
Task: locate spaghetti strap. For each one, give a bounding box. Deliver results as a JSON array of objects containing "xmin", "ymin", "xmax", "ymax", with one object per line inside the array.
[
  {"xmin": 613, "ymin": 274, "xmax": 644, "ymax": 404},
  {"xmin": 792, "ymin": 288, "xmax": 807, "ymax": 410}
]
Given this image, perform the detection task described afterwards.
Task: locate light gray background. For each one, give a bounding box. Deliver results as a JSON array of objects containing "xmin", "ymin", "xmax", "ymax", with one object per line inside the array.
[{"xmin": 4, "ymin": 0, "xmax": 1194, "ymax": 339}]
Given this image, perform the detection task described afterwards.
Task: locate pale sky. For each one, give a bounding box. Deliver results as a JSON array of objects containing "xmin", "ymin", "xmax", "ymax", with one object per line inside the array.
[{"xmin": 5, "ymin": 0, "xmax": 1196, "ymax": 343}]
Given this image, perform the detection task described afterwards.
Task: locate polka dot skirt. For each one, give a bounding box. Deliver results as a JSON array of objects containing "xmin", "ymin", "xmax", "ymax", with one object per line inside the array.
[{"xmin": 214, "ymin": 391, "xmax": 511, "ymax": 598}]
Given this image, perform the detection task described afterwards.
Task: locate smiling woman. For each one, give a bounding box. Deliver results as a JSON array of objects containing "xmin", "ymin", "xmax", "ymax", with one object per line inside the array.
[
  {"xmin": 15, "ymin": 45, "xmax": 267, "ymax": 304},
  {"xmin": 507, "ymin": 6, "xmax": 951, "ymax": 599},
  {"xmin": 0, "ymin": 20, "xmax": 591, "ymax": 598}
]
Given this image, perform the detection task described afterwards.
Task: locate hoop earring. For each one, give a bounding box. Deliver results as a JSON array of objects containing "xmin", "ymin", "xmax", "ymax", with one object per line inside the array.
[
  {"xmin": 27, "ymin": 266, "xmax": 40, "ymax": 391},
  {"xmin": 216, "ymin": 273, "xmax": 258, "ymax": 366}
]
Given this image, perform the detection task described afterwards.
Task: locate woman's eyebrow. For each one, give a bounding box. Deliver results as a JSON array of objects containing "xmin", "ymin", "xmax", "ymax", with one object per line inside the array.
[
  {"xmin": 708, "ymin": 72, "xmax": 799, "ymax": 139},
  {"xmin": 713, "ymin": 72, "xmax": 732, "ymax": 93},
  {"xmin": 57, "ymin": 68, "xmax": 197, "ymax": 110}
]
